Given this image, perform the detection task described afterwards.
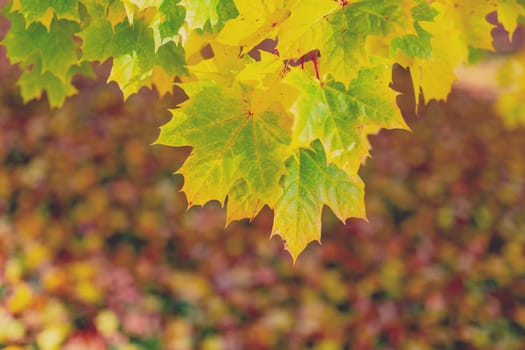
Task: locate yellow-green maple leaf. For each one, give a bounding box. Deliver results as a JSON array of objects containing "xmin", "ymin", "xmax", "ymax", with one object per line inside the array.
[
  {"xmin": 17, "ymin": 59, "xmax": 92, "ymax": 107},
  {"xmin": 286, "ymin": 63, "xmax": 407, "ymax": 175},
  {"xmin": 217, "ymin": 0, "xmax": 292, "ymax": 55},
  {"xmin": 155, "ymin": 80, "xmax": 293, "ymax": 207},
  {"xmin": 272, "ymin": 140, "xmax": 365, "ymax": 262},
  {"xmin": 1, "ymin": 12, "xmax": 79, "ymax": 80},
  {"xmin": 187, "ymin": 42, "xmax": 247, "ymax": 86},
  {"xmin": 408, "ymin": 2, "xmax": 468, "ymax": 101},
  {"xmin": 11, "ymin": 0, "xmax": 80, "ymax": 29},
  {"xmin": 226, "ymin": 180, "xmax": 264, "ymax": 225},
  {"xmin": 271, "ymin": 0, "xmax": 339, "ymax": 58}
]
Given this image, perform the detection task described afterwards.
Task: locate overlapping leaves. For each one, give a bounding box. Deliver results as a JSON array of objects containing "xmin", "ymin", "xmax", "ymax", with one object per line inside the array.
[
  {"xmin": 2, "ymin": 0, "xmax": 525, "ymax": 259},
  {"xmin": 155, "ymin": 46, "xmax": 404, "ymax": 260}
]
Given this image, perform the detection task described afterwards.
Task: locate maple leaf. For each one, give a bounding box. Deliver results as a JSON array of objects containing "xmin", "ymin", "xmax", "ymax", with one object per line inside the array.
[
  {"xmin": 155, "ymin": 41, "xmax": 186, "ymax": 76},
  {"xmin": 447, "ymin": 0, "xmax": 497, "ymax": 50},
  {"xmin": 286, "ymin": 63, "xmax": 407, "ymax": 175},
  {"xmin": 18, "ymin": 59, "xmax": 93, "ymax": 107},
  {"xmin": 18, "ymin": 63, "xmax": 76, "ymax": 107},
  {"xmin": 275, "ymin": 0, "xmax": 339, "ymax": 58},
  {"xmin": 77, "ymin": 3, "xmax": 113, "ymax": 62},
  {"xmin": 272, "ymin": 140, "xmax": 366, "ymax": 262},
  {"xmin": 11, "ymin": 0, "xmax": 79, "ymax": 29},
  {"xmin": 181, "ymin": 0, "xmax": 238, "ymax": 31},
  {"xmin": 391, "ymin": 1, "xmax": 437, "ymax": 61},
  {"xmin": 497, "ymin": 0, "xmax": 525, "ymax": 35},
  {"xmin": 218, "ymin": 0, "xmax": 340, "ymax": 58},
  {"xmin": 181, "ymin": 28, "xmax": 216, "ymax": 64},
  {"xmin": 79, "ymin": 2, "xmax": 186, "ymax": 97},
  {"xmin": 106, "ymin": 19, "xmax": 156, "ymax": 97},
  {"xmin": 273, "ymin": 0, "xmax": 414, "ymax": 84},
  {"xmin": 217, "ymin": 0, "xmax": 292, "ymax": 55},
  {"xmin": 321, "ymin": 1, "xmax": 414, "ymax": 83},
  {"xmin": 106, "ymin": 0, "xmax": 128, "ymax": 28},
  {"xmin": 113, "ymin": 0, "xmax": 186, "ymax": 51},
  {"xmin": 155, "ymin": 80, "xmax": 292, "ymax": 207},
  {"xmin": 150, "ymin": 0, "xmax": 185, "ymax": 50},
  {"xmin": 105, "ymin": 18, "xmax": 186, "ymax": 98},
  {"xmin": 186, "ymin": 41, "xmax": 248, "ymax": 85},
  {"xmin": 412, "ymin": 3, "xmax": 469, "ymax": 101},
  {"xmin": 2, "ymin": 12, "xmax": 79, "ymax": 80},
  {"xmin": 236, "ymin": 50, "xmax": 284, "ymax": 89},
  {"xmin": 226, "ymin": 180, "xmax": 264, "ymax": 225},
  {"xmin": 1, "ymin": 9, "xmax": 83, "ymax": 105},
  {"xmin": 401, "ymin": 0, "xmax": 501, "ymax": 101}
]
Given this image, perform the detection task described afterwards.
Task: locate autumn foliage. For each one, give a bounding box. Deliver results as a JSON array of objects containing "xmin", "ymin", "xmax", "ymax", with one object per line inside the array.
[{"xmin": 3, "ymin": 1, "xmax": 525, "ymax": 258}]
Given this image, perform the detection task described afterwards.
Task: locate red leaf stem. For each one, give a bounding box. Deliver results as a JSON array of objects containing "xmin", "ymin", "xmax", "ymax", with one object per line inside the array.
[{"xmin": 310, "ymin": 51, "xmax": 320, "ymax": 80}]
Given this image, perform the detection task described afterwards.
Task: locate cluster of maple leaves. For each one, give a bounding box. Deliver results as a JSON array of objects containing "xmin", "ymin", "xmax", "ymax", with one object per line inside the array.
[
  {"xmin": 1, "ymin": 54, "xmax": 525, "ymax": 348},
  {"xmin": 2, "ymin": 0, "xmax": 525, "ymax": 258}
]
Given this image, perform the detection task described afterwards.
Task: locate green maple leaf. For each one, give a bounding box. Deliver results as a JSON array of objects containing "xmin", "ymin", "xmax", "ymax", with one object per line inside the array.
[
  {"xmin": 107, "ymin": 19, "xmax": 156, "ymax": 97},
  {"xmin": 2, "ymin": 12, "xmax": 79, "ymax": 80},
  {"xmin": 153, "ymin": 0, "xmax": 185, "ymax": 48},
  {"xmin": 19, "ymin": 64, "xmax": 75, "ymax": 107},
  {"xmin": 318, "ymin": 0, "xmax": 408, "ymax": 83},
  {"xmin": 38, "ymin": 19, "xmax": 79, "ymax": 78},
  {"xmin": 115, "ymin": 0, "xmax": 186, "ymax": 51},
  {"xmin": 286, "ymin": 63, "xmax": 407, "ymax": 175},
  {"xmin": 155, "ymin": 80, "xmax": 291, "ymax": 207},
  {"xmin": 79, "ymin": 2, "xmax": 186, "ymax": 95},
  {"xmin": 77, "ymin": 3, "xmax": 113, "ymax": 61},
  {"xmin": 225, "ymin": 180, "xmax": 264, "ymax": 225},
  {"xmin": 18, "ymin": 59, "xmax": 92, "ymax": 107},
  {"xmin": 112, "ymin": 19, "xmax": 155, "ymax": 64},
  {"xmin": 345, "ymin": 63, "xmax": 409, "ymax": 132},
  {"xmin": 400, "ymin": 0, "xmax": 440, "ymax": 57},
  {"xmin": 15, "ymin": 0, "xmax": 79, "ymax": 27},
  {"xmin": 155, "ymin": 41, "xmax": 186, "ymax": 76},
  {"xmin": 1, "ymin": 12, "xmax": 37, "ymax": 66},
  {"xmin": 107, "ymin": 18, "xmax": 186, "ymax": 98},
  {"xmin": 272, "ymin": 140, "xmax": 365, "ymax": 262}
]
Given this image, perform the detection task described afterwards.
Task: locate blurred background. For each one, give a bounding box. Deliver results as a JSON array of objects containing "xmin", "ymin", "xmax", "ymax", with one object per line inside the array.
[{"xmin": 1, "ymin": 10, "xmax": 525, "ymax": 350}]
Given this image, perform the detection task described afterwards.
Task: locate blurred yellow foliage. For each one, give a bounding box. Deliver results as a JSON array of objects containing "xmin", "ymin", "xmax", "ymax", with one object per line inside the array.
[
  {"xmin": 96, "ymin": 309, "xmax": 120, "ymax": 336},
  {"xmin": 36, "ymin": 324, "xmax": 70, "ymax": 350},
  {"xmin": 6, "ymin": 282, "xmax": 33, "ymax": 314}
]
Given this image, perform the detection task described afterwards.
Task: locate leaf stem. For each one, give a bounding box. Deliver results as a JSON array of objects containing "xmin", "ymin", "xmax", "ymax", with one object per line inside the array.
[{"xmin": 310, "ymin": 51, "xmax": 320, "ymax": 80}]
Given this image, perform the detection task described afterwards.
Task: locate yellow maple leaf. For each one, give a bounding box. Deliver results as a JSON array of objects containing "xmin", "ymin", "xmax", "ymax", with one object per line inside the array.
[
  {"xmin": 411, "ymin": 3, "xmax": 468, "ymax": 101},
  {"xmin": 217, "ymin": 0, "xmax": 291, "ymax": 55}
]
